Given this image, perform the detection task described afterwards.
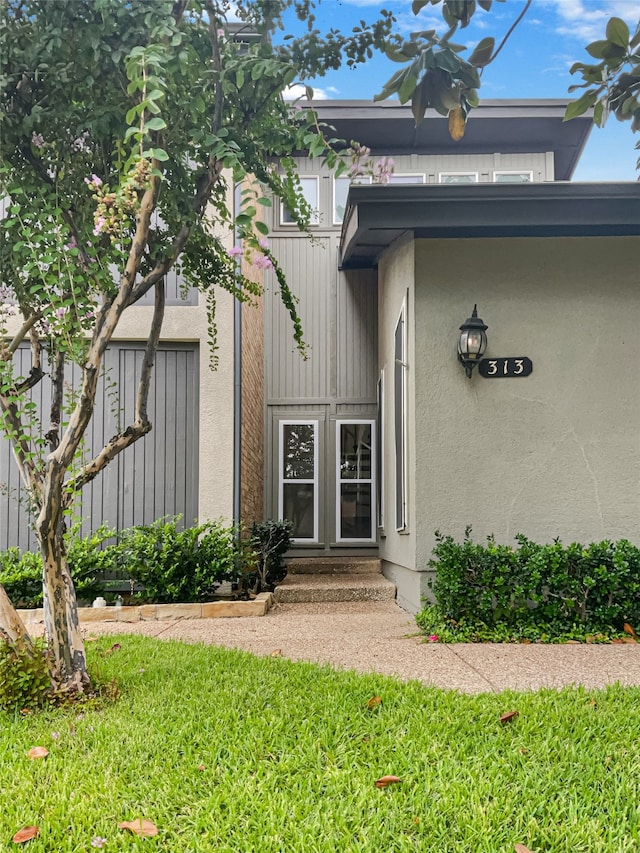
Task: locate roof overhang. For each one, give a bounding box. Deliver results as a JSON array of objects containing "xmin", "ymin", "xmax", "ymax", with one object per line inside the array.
[
  {"xmin": 340, "ymin": 182, "xmax": 640, "ymax": 270},
  {"xmin": 309, "ymin": 99, "xmax": 593, "ymax": 181}
]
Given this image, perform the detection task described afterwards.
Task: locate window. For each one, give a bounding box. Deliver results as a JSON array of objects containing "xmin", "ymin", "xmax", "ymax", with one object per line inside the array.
[
  {"xmin": 336, "ymin": 420, "xmax": 375, "ymax": 542},
  {"xmin": 333, "ymin": 176, "xmax": 371, "ymax": 225},
  {"xmin": 279, "ymin": 420, "xmax": 319, "ymax": 541},
  {"xmin": 281, "ymin": 176, "xmax": 320, "ymax": 226},
  {"xmin": 376, "ymin": 372, "xmax": 385, "ymax": 529},
  {"xmin": 439, "ymin": 172, "xmax": 478, "ymax": 184},
  {"xmin": 387, "ymin": 174, "xmax": 425, "ymax": 184},
  {"xmin": 394, "ymin": 305, "xmax": 407, "ymax": 531},
  {"xmin": 493, "ymin": 171, "xmax": 533, "ymax": 183}
]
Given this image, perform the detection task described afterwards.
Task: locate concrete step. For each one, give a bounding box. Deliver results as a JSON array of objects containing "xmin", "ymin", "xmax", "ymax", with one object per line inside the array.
[
  {"xmin": 273, "ymin": 571, "xmax": 395, "ymax": 604},
  {"xmin": 286, "ymin": 557, "xmax": 382, "ymax": 575}
]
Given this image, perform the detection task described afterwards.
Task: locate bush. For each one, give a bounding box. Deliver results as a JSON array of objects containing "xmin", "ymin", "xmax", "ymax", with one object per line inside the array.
[
  {"xmin": 0, "ymin": 638, "xmax": 51, "ymax": 710},
  {"xmin": 422, "ymin": 527, "xmax": 640, "ymax": 638},
  {"xmin": 117, "ymin": 518, "xmax": 244, "ymax": 603},
  {"xmin": 243, "ymin": 520, "xmax": 292, "ymax": 593}
]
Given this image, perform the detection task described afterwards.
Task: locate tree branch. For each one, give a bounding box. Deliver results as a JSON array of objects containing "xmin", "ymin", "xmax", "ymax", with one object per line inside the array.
[
  {"xmin": 65, "ymin": 280, "xmax": 165, "ymax": 496},
  {"xmin": 485, "ymin": 0, "xmax": 532, "ymax": 68},
  {"xmin": 6, "ymin": 311, "xmax": 42, "ymax": 357},
  {"xmin": 45, "ymin": 350, "xmax": 64, "ymax": 452}
]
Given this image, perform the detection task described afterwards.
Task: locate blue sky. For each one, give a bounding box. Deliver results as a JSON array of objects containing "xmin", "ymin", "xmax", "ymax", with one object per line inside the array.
[{"xmin": 282, "ymin": 0, "xmax": 639, "ymax": 181}]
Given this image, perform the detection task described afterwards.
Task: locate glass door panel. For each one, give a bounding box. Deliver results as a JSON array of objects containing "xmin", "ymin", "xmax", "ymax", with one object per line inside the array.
[
  {"xmin": 279, "ymin": 421, "xmax": 318, "ymax": 541},
  {"xmin": 337, "ymin": 421, "xmax": 375, "ymax": 542}
]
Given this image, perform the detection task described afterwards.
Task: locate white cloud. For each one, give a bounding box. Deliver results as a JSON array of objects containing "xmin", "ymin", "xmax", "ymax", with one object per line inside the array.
[
  {"xmin": 283, "ymin": 84, "xmax": 331, "ymax": 101},
  {"xmin": 547, "ymin": 0, "xmax": 635, "ymax": 43}
]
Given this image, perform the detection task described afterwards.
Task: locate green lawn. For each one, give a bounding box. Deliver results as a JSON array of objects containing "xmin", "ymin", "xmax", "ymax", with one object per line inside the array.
[{"xmin": 1, "ymin": 637, "xmax": 639, "ymax": 852}]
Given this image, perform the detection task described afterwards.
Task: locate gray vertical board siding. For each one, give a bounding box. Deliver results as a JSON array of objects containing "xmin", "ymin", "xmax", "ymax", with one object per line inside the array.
[
  {"xmin": 265, "ymin": 237, "xmax": 333, "ymax": 400},
  {"xmin": 337, "ymin": 269, "xmax": 378, "ymax": 400},
  {"xmin": 0, "ymin": 343, "xmax": 198, "ymax": 551},
  {"xmin": 136, "ymin": 269, "xmax": 198, "ymax": 307}
]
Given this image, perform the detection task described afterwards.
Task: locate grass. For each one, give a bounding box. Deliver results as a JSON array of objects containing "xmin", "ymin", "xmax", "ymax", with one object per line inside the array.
[{"xmin": 1, "ymin": 637, "xmax": 640, "ymax": 852}]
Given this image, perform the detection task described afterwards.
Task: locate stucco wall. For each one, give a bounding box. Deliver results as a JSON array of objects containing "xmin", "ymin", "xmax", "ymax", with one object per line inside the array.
[
  {"xmin": 377, "ymin": 237, "xmax": 418, "ymax": 611},
  {"xmin": 408, "ymin": 235, "xmax": 640, "ymax": 608}
]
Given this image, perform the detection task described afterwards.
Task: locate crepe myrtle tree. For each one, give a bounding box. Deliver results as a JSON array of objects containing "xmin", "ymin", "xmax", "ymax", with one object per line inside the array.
[
  {"xmin": 0, "ymin": 0, "xmax": 394, "ymax": 691},
  {"xmin": 379, "ymin": 1, "xmax": 640, "ymax": 161}
]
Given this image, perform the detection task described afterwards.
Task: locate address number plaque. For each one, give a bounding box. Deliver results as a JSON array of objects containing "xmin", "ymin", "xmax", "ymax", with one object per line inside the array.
[{"xmin": 478, "ymin": 357, "xmax": 532, "ymax": 378}]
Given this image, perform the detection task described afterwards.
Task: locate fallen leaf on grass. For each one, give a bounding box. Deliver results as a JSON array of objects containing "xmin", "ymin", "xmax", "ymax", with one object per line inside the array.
[
  {"xmin": 500, "ymin": 710, "xmax": 519, "ymax": 725},
  {"xmin": 12, "ymin": 826, "xmax": 40, "ymax": 843},
  {"xmin": 621, "ymin": 636, "xmax": 638, "ymax": 644},
  {"xmin": 118, "ymin": 819, "xmax": 158, "ymax": 837},
  {"xmin": 104, "ymin": 642, "xmax": 122, "ymax": 655},
  {"xmin": 514, "ymin": 844, "xmax": 534, "ymax": 853},
  {"xmin": 623, "ymin": 623, "xmax": 638, "ymax": 639},
  {"xmin": 26, "ymin": 746, "xmax": 48, "ymax": 760},
  {"xmin": 197, "ymin": 764, "xmax": 206, "ymax": 771},
  {"xmin": 375, "ymin": 775, "xmax": 401, "ymax": 788},
  {"xmin": 611, "ymin": 639, "xmax": 625, "ymax": 644},
  {"xmin": 85, "ymin": 635, "xmax": 99, "ymax": 642},
  {"xmin": 367, "ymin": 696, "xmax": 382, "ymax": 710},
  {"xmin": 270, "ymin": 649, "xmax": 282, "ymax": 657}
]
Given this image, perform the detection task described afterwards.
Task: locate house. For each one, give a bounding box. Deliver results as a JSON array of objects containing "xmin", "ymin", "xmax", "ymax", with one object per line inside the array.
[
  {"xmin": 260, "ymin": 99, "xmax": 640, "ymax": 612},
  {"xmin": 2, "ymin": 98, "xmax": 639, "ymax": 615}
]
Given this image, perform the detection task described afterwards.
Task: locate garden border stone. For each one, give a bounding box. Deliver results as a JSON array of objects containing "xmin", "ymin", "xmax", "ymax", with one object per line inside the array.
[{"xmin": 18, "ymin": 593, "xmax": 274, "ymax": 625}]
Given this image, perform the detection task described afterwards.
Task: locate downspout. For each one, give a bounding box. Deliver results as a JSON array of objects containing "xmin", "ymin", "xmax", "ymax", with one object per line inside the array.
[{"xmin": 233, "ymin": 182, "xmax": 242, "ymax": 529}]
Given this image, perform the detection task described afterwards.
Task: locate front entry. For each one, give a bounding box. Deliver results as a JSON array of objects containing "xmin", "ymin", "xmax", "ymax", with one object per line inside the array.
[{"xmin": 276, "ymin": 414, "xmax": 376, "ymax": 548}]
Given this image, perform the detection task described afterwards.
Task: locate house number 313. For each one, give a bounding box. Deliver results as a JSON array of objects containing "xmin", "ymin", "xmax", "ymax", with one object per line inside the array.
[{"xmin": 478, "ymin": 357, "xmax": 533, "ymax": 378}]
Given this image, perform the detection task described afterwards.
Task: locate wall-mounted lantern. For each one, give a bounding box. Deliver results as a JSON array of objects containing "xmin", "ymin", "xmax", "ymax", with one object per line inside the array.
[{"xmin": 458, "ymin": 305, "xmax": 488, "ymax": 378}]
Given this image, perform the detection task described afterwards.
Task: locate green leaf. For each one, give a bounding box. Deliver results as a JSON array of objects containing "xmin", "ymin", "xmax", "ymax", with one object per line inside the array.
[
  {"xmin": 255, "ymin": 220, "xmax": 269, "ymax": 236},
  {"xmin": 148, "ymin": 147, "xmax": 169, "ymax": 161},
  {"xmin": 125, "ymin": 107, "xmax": 139, "ymax": 125},
  {"xmin": 411, "ymin": 76, "xmax": 430, "ymax": 126},
  {"xmin": 478, "ymin": 0, "xmax": 492, "ymax": 10},
  {"xmin": 585, "ymin": 40, "xmax": 610, "ymax": 59},
  {"xmin": 593, "ymin": 101, "xmax": 605, "ymax": 127},
  {"xmin": 605, "ymin": 17, "xmax": 629, "ymax": 49},
  {"xmin": 468, "ymin": 37, "xmax": 494, "ymax": 68},
  {"xmin": 564, "ymin": 89, "xmax": 598, "ymax": 121},
  {"xmin": 398, "ymin": 72, "xmax": 418, "ymax": 105},
  {"xmin": 145, "ymin": 117, "xmax": 167, "ymax": 131},
  {"xmin": 411, "ymin": 0, "xmax": 429, "ymax": 12}
]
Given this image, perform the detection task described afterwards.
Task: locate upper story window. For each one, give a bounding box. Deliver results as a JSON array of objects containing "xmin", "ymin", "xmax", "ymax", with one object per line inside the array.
[
  {"xmin": 439, "ymin": 172, "xmax": 478, "ymax": 184},
  {"xmin": 493, "ymin": 171, "xmax": 533, "ymax": 183},
  {"xmin": 387, "ymin": 174, "xmax": 425, "ymax": 184},
  {"xmin": 281, "ymin": 176, "xmax": 320, "ymax": 226},
  {"xmin": 333, "ymin": 176, "xmax": 371, "ymax": 225}
]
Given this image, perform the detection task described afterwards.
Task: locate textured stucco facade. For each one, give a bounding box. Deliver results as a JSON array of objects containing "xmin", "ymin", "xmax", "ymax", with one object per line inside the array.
[{"xmin": 378, "ymin": 234, "xmax": 640, "ymax": 612}]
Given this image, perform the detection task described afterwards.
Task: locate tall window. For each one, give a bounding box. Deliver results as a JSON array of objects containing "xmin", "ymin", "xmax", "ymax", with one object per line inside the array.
[
  {"xmin": 279, "ymin": 420, "xmax": 318, "ymax": 541},
  {"xmin": 394, "ymin": 305, "xmax": 407, "ymax": 531},
  {"xmin": 336, "ymin": 420, "xmax": 375, "ymax": 542},
  {"xmin": 376, "ymin": 372, "xmax": 385, "ymax": 529},
  {"xmin": 281, "ymin": 176, "xmax": 320, "ymax": 225}
]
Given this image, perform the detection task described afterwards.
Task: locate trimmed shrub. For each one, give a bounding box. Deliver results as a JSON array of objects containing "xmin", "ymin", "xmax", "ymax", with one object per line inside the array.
[
  {"xmin": 425, "ymin": 527, "xmax": 640, "ymax": 635},
  {"xmin": 0, "ymin": 638, "xmax": 51, "ymax": 710},
  {"xmin": 117, "ymin": 518, "xmax": 243, "ymax": 603}
]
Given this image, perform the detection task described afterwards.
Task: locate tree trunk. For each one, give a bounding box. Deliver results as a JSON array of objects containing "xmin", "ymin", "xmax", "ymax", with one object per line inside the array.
[
  {"xmin": 0, "ymin": 584, "xmax": 33, "ymax": 648},
  {"xmin": 37, "ymin": 465, "xmax": 88, "ymax": 691}
]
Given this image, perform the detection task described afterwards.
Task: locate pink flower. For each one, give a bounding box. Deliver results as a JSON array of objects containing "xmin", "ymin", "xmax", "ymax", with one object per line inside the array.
[
  {"xmin": 227, "ymin": 245, "xmax": 242, "ymax": 258},
  {"xmin": 253, "ymin": 254, "xmax": 273, "ymax": 271},
  {"xmin": 258, "ymin": 237, "xmax": 269, "ymax": 250},
  {"xmin": 51, "ymin": 731, "xmax": 60, "ymax": 740},
  {"xmin": 91, "ymin": 837, "xmax": 107, "ymax": 848},
  {"xmin": 84, "ymin": 174, "xmax": 103, "ymax": 189},
  {"xmin": 93, "ymin": 216, "xmax": 106, "ymax": 235},
  {"xmin": 31, "ymin": 132, "xmax": 45, "ymax": 148},
  {"xmin": 428, "ymin": 634, "xmax": 439, "ymax": 643},
  {"xmin": 65, "ymin": 236, "xmax": 77, "ymax": 250},
  {"xmin": 55, "ymin": 307, "xmax": 66, "ymax": 320}
]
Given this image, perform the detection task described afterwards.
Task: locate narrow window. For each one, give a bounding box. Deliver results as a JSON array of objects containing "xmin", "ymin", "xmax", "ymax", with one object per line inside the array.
[
  {"xmin": 376, "ymin": 372, "xmax": 385, "ymax": 529},
  {"xmin": 394, "ymin": 306, "xmax": 407, "ymax": 531},
  {"xmin": 336, "ymin": 420, "xmax": 375, "ymax": 542},
  {"xmin": 279, "ymin": 420, "xmax": 318, "ymax": 541}
]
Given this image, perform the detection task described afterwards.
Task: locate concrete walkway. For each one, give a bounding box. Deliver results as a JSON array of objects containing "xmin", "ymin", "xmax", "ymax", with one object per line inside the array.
[{"xmin": 80, "ymin": 600, "xmax": 640, "ymax": 694}]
